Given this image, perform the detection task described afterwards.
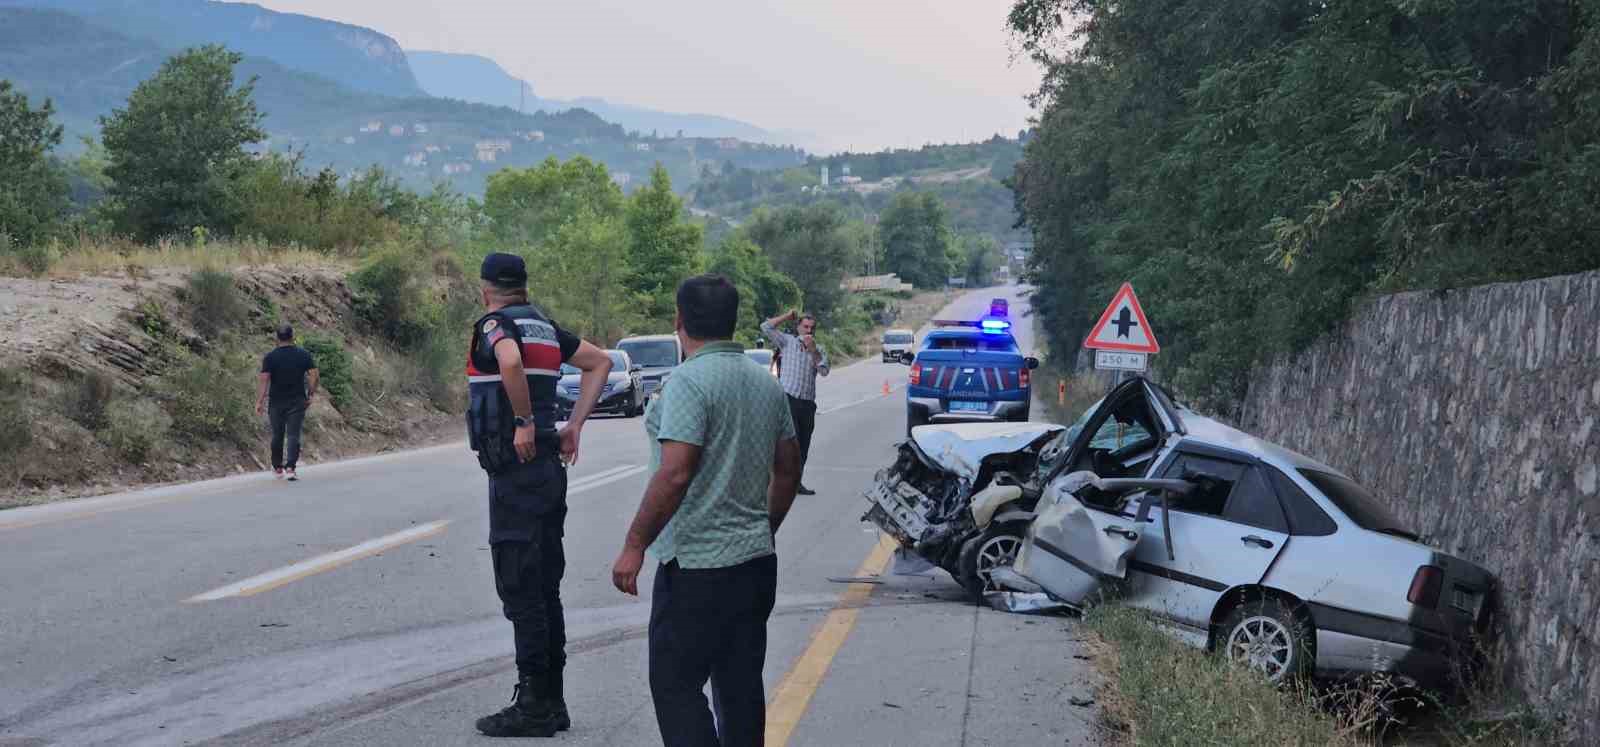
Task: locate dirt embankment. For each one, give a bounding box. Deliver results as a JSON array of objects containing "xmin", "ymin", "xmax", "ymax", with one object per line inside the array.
[{"xmin": 0, "ymin": 266, "xmax": 460, "ymax": 509}]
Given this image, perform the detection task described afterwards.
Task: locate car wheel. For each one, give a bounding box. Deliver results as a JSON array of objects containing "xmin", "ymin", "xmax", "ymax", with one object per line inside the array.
[
  {"xmin": 957, "ymin": 522, "xmax": 1027, "ymax": 595},
  {"xmin": 1217, "ymin": 597, "xmax": 1314, "ymax": 684}
]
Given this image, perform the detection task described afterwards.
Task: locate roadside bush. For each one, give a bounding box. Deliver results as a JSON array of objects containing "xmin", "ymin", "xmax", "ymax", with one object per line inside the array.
[
  {"xmin": 101, "ymin": 398, "xmax": 171, "ymax": 463},
  {"xmin": 184, "ymin": 268, "xmax": 249, "ymax": 339},
  {"xmin": 0, "ymin": 382, "xmax": 32, "ymax": 483},
  {"xmin": 349, "ymin": 248, "xmax": 437, "ymax": 351},
  {"xmin": 301, "ymin": 334, "xmax": 354, "ymax": 411},
  {"xmin": 160, "ymin": 351, "xmax": 256, "ymax": 444},
  {"xmin": 59, "ymin": 369, "xmax": 116, "ymax": 431},
  {"xmin": 1, "ymin": 233, "xmax": 57, "ymax": 276}
]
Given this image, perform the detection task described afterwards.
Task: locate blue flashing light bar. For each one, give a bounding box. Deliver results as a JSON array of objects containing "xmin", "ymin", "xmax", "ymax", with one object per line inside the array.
[{"xmin": 931, "ymin": 318, "xmax": 1012, "ymax": 334}]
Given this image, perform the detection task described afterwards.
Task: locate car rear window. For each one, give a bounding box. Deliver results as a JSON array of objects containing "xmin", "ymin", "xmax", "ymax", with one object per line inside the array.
[
  {"xmin": 619, "ymin": 340, "xmax": 679, "ymax": 368},
  {"xmin": 1298, "ymin": 469, "xmax": 1414, "ymax": 538},
  {"xmin": 925, "ymin": 336, "xmax": 1018, "ymax": 353}
]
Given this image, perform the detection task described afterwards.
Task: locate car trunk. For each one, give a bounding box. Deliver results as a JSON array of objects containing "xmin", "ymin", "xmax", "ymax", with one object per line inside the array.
[{"xmin": 910, "ymin": 350, "xmax": 1027, "ymax": 413}]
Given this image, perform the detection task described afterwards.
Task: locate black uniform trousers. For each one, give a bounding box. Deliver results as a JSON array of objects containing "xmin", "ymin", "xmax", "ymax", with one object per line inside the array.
[
  {"xmin": 786, "ymin": 394, "xmax": 817, "ymax": 476},
  {"xmin": 267, "ymin": 399, "xmax": 307, "ymax": 469},
  {"xmin": 488, "ymin": 455, "xmax": 568, "ymax": 681},
  {"xmin": 649, "ymin": 553, "xmax": 778, "ymax": 747}
]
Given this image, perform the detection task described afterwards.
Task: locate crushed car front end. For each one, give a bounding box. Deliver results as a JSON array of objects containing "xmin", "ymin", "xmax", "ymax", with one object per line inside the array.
[{"xmin": 861, "ymin": 422, "xmax": 1066, "ymax": 593}]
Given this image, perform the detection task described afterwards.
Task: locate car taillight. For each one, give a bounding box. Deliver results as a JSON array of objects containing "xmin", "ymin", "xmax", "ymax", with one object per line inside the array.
[
  {"xmin": 1408, "ymin": 565, "xmax": 1443, "ymax": 609},
  {"xmin": 908, "ymin": 364, "xmax": 920, "ymax": 386},
  {"xmin": 1019, "ymin": 366, "xmax": 1030, "ymax": 389}
]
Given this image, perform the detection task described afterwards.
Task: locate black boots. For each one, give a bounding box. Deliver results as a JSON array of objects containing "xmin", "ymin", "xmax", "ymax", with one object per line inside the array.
[
  {"xmin": 545, "ymin": 661, "xmax": 570, "ymax": 732},
  {"xmin": 475, "ymin": 674, "xmax": 559, "ymax": 738}
]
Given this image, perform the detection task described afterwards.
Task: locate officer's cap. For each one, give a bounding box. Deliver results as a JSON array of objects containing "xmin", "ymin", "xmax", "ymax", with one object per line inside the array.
[{"xmin": 480, "ymin": 252, "xmax": 527, "ymax": 287}]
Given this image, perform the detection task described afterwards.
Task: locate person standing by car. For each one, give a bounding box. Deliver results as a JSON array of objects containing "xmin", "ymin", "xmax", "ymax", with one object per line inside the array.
[
  {"xmin": 612, "ymin": 274, "xmax": 802, "ymax": 747},
  {"xmin": 467, "ymin": 252, "xmax": 613, "ymax": 739},
  {"xmin": 762, "ymin": 309, "xmax": 828, "ymax": 495},
  {"xmin": 255, "ymin": 324, "xmax": 318, "ymax": 482}
]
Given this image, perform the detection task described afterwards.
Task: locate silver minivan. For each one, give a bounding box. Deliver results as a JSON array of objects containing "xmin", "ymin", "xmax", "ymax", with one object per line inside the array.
[{"xmin": 880, "ymin": 328, "xmax": 914, "ymax": 362}]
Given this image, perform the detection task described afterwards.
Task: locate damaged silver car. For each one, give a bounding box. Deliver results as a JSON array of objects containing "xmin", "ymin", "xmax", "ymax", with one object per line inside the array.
[
  {"xmin": 865, "ymin": 377, "xmax": 1497, "ymax": 688},
  {"xmin": 862, "ymin": 421, "xmax": 1068, "ymax": 594}
]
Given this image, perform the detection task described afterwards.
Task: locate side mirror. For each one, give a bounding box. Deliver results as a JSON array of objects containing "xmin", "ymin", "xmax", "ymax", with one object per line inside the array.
[{"xmin": 1024, "ymin": 357, "xmax": 1040, "ymax": 370}]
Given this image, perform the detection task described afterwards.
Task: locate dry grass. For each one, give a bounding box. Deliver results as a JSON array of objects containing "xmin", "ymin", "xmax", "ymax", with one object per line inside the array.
[
  {"xmin": 842, "ymin": 287, "xmax": 960, "ymax": 365},
  {"xmin": 1085, "ymin": 604, "xmax": 1363, "ymax": 746},
  {"xmin": 0, "ymin": 235, "xmax": 346, "ymax": 278}
]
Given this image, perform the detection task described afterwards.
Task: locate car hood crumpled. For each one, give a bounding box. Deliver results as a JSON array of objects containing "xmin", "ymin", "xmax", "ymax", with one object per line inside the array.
[{"xmin": 909, "ymin": 422, "xmax": 1066, "ymax": 481}]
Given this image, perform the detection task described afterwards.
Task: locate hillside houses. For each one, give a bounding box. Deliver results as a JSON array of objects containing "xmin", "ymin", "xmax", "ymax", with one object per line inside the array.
[
  {"xmin": 360, "ymin": 120, "xmax": 382, "ymax": 133},
  {"xmin": 443, "ymin": 162, "xmax": 473, "ymax": 176},
  {"xmin": 403, "ymin": 152, "xmax": 427, "ymax": 168},
  {"xmin": 388, "ymin": 125, "xmax": 406, "ymax": 137}
]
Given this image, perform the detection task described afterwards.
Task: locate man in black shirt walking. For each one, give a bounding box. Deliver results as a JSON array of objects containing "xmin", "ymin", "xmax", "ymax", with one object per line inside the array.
[{"xmin": 256, "ymin": 324, "xmax": 319, "ymax": 481}]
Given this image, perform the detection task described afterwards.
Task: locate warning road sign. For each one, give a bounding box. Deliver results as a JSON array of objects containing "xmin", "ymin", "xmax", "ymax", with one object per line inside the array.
[{"xmin": 1084, "ymin": 283, "xmax": 1159, "ymax": 354}]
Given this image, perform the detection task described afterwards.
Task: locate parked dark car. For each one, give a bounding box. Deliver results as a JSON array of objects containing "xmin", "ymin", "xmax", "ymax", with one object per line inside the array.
[{"xmin": 556, "ymin": 349, "xmax": 644, "ymax": 419}]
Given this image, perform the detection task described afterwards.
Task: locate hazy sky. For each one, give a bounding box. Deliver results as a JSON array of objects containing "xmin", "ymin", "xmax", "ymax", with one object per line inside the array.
[{"xmin": 237, "ymin": 0, "xmax": 1040, "ymax": 153}]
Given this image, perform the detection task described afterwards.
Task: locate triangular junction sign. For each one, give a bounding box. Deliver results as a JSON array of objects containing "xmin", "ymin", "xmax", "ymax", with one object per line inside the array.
[{"xmin": 1083, "ymin": 283, "xmax": 1160, "ymax": 353}]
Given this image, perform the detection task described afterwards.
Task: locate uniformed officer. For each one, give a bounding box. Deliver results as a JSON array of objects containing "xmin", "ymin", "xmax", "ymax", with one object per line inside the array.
[{"xmin": 467, "ymin": 252, "xmax": 613, "ymax": 738}]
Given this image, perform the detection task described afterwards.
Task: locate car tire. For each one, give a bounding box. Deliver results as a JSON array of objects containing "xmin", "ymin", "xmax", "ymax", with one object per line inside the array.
[
  {"xmin": 1216, "ymin": 597, "xmax": 1314, "ymax": 684},
  {"xmin": 956, "ymin": 521, "xmax": 1028, "ymax": 596}
]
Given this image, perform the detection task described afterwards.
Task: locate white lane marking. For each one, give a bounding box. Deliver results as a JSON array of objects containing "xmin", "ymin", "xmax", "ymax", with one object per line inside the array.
[
  {"xmin": 568, "ymin": 463, "xmax": 637, "ymax": 489},
  {"xmin": 186, "ymin": 521, "xmax": 451, "ymax": 602},
  {"xmin": 819, "ymin": 386, "xmax": 903, "ymax": 416},
  {"xmin": 570, "ymin": 465, "xmax": 646, "ymax": 495}
]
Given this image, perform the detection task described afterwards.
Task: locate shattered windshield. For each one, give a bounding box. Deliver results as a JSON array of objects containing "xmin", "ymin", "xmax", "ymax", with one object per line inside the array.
[{"xmin": 1299, "ymin": 469, "xmax": 1415, "ymax": 538}]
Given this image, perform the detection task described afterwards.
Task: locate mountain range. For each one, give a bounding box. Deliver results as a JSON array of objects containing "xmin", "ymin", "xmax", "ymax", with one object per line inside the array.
[
  {"xmin": 0, "ymin": 0, "xmax": 792, "ymax": 145},
  {"xmin": 405, "ymin": 50, "xmax": 785, "ymax": 145},
  {"xmin": 0, "ymin": 6, "xmax": 804, "ymax": 195}
]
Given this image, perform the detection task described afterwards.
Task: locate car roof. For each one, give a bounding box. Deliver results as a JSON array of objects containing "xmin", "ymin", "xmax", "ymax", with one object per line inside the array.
[
  {"xmin": 1174, "ymin": 410, "xmax": 1346, "ymax": 477},
  {"xmin": 618, "ymin": 334, "xmax": 676, "ymax": 343},
  {"xmin": 884, "ymin": 328, "xmax": 914, "ymax": 335}
]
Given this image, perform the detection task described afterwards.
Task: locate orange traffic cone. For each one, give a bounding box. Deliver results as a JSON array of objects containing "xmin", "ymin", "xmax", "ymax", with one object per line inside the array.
[{"xmin": 882, "ymin": 379, "xmax": 891, "ymax": 396}]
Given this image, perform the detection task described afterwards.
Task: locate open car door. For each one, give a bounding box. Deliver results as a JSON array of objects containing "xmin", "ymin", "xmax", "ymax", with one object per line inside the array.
[
  {"xmin": 1013, "ymin": 475, "xmax": 1193, "ymax": 605},
  {"xmin": 1010, "ymin": 377, "xmax": 1188, "ymax": 604}
]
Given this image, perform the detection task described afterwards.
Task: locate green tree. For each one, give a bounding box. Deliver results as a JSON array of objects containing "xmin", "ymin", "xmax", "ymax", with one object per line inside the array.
[
  {"xmin": 707, "ymin": 235, "xmax": 803, "ymax": 345},
  {"xmin": 482, "ymin": 156, "xmax": 624, "ymax": 248},
  {"xmin": 528, "ymin": 210, "xmax": 641, "ymax": 344},
  {"xmin": 742, "ymin": 204, "xmax": 855, "ymax": 321},
  {"xmin": 100, "ymin": 45, "xmax": 266, "ymax": 240},
  {"xmin": 0, "ymin": 80, "xmax": 69, "ymax": 248},
  {"xmin": 625, "ymin": 164, "xmax": 704, "ymax": 320},
  {"xmin": 1008, "ymin": 0, "xmax": 1600, "ymax": 408},
  {"xmin": 961, "ymin": 234, "xmax": 1002, "ymax": 287},
  {"xmin": 879, "ymin": 192, "xmax": 955, "ymax": 288}
]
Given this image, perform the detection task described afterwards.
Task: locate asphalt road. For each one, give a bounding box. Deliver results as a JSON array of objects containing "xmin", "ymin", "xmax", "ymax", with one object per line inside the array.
[{"xmin": 0, "ymin": 285, "xmax": 1102, "ymax": 746}]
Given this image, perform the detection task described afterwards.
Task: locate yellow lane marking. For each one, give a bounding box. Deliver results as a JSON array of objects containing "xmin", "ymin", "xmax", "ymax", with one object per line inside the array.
[
  {"xmin": 185, "ymin": 520, "xmax": 450, "ymax": 602},
  {"xmin": 765, "ymin": 533, "xmax": 896, "ymax": 746}
]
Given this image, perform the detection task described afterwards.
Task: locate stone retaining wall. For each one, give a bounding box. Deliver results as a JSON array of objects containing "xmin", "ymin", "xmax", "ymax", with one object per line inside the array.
[{"xmin": 1237, "ymin": 271, "xmax": 1600, "ymax": 740}]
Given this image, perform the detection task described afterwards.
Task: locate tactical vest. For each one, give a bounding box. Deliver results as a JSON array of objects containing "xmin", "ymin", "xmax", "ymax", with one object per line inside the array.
[{"xmin": 465, "ymin": 303, "xmax": 564, "ymax": 474}]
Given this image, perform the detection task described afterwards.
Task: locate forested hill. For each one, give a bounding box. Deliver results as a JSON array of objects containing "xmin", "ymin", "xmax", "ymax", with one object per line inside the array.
[
  {"xmin": 408, "ymin": 50, "xmax": 780, "ymax": 143},
  {"xmin": 691, "ymin": 135, "xmax": 1029, "ymax": 248},
  {"xmin": 0, "ymin": 0, "xmax": 422, "ymax": 97},
  {"xmin": 0, "ymin": 8, "xmax": 804, "ymax": 195}
]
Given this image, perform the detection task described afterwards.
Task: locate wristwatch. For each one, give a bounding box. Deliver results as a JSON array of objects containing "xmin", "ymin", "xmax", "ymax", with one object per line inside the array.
[{"xmin": 513, "ymin": 415, "xmax": 535, "ymax": 428}]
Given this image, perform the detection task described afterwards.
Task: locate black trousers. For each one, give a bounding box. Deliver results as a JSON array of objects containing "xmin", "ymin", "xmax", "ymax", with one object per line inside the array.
[
  {"xmin": 786, "ymin": 395, "xmax": 817, "ymax": 479},
  {"xmin": 649, "ymin": 554, "xmax": 778, "ymax": 747},
  {"xmin": 491, "ymin": 509, "xmax": 567, "ymax": 682},
  {"xmin": 267, "ymin": 399, "xmax": 307, "ymax": 469}
]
